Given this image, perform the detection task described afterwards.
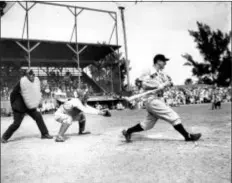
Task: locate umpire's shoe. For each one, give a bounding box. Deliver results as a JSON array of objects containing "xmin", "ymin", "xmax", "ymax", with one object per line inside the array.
[
  {"xmin": 122, "ymin": 130, "xmax": 132, "ymax": 143},
  {"xmin": 1, "ymin": 138, "xmax": 7, "ymax": 144},
  {"xmin": 41, "ymin": 134, "xmax": 53, "ymax": 139},
  {"xmin": 185, "ymin": 133, "xmax": 202, "ymax": 141}
]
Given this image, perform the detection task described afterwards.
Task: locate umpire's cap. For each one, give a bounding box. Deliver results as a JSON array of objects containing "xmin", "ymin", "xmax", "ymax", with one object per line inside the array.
[
  {"xmin": 26, "ymin": 69, "xmax": 35, "ymax": 76},
  {"xmin": 153, "ymin": 54, "xmax": 169, "ymax": 64}
]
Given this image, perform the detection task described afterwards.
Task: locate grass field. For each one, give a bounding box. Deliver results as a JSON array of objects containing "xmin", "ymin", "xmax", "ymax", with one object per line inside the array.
[{"xmin": 1, "ymin": 103, "xmax": 231, "ymax": 183}]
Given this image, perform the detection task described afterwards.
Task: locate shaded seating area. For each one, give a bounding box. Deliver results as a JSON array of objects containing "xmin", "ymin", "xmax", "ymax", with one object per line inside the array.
[{"xmin": 0, "ymin": 38, "xmax": 121, "ymax": 115}]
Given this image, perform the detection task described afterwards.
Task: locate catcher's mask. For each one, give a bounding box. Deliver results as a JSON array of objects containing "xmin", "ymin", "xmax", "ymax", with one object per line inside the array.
[{"xmin": 54, "ymin": 91, "xmax": 68, "ymax": 103}]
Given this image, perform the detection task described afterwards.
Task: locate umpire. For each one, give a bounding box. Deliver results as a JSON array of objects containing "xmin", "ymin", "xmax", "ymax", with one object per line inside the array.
[{"xmin": 1, "ymin": 69, "xmax": 53, "ymax": 143}]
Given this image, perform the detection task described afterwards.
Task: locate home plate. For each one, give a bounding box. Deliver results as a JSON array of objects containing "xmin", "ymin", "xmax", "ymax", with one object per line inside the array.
[
  {"xmin": 146, "ymin": 134, "xmax": 169, "ymax": 139},
  {"xmin": 146, "ymin": 134, "xmax": 167, "ymax": 139},
  {"xmin": 145, "ymin": 133, "xmax": 180, "ymax": 141}
]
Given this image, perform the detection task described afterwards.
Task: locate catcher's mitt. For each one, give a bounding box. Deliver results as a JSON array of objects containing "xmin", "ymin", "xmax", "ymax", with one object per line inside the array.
[{"xmin": 102, "ymin": 109, "xmax": 111, "ymax": 117}]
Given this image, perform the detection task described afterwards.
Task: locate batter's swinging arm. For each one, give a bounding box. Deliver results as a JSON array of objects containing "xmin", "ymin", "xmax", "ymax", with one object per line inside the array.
[{"xmin": 122, "ymin": 88, "xmax": 161, "ymax": 102}]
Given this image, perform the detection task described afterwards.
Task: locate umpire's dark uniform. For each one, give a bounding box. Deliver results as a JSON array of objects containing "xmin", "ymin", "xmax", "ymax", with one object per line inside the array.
[{"xmin": 1, "ymin": 73, "xmax": 52, "ymax": 143}]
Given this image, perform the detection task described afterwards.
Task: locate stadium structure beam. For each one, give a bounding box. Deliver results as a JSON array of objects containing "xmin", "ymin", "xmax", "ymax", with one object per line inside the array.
[
  {"xmin": 38, "ymin": 1, "xmax": 116, "ymax": 14},
  {"xmin": 115, "ymin": 11, "xmax": 122, "ymax": 92},
  {"xmin": 108, "ymin": 21, "xmax": 116, "ymax": 44},
  {"xmin": 8, "ymin": 1, "xmax": 120, "ymax": 91},
  {"xmin": 118, "ymin": 6, "xmax": 130, "ymax": 91},
  {"xmin": 107, "ymin": 12, "xmax": 121, "ymax": 92},
  {"xmin": 66, "ymin": 7, "xmax": 84, "ymax": 89},
  {"xmin": 16, "ymin": 1, "xmax": 38, "ymax": 68}
]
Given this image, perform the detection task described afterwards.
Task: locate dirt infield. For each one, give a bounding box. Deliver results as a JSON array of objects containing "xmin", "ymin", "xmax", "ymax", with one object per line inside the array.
[{"xmin": 1, "ymin": 103, "xmax": 231, "ymax": 183}]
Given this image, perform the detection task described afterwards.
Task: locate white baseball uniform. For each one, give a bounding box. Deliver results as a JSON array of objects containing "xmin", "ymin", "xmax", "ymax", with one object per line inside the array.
[
  {"xmin": 139, "ymin": 67, "xmax": 181, "ymax": 130},
  {"xmin": 55, "ymin": 98, "xmax": 100, "ymax": 125}
]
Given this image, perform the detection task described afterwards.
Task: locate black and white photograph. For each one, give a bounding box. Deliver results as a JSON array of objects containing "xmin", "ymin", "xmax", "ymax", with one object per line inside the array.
[{"xmin": 0, "ymin": 1, "xmax": 231, "ymax": 182}]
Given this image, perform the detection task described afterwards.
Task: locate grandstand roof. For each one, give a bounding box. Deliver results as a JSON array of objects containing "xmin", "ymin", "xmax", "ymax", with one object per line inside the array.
[{"xmin": 0, "ymin": 38, "xmax": 120, "ymax": 68}]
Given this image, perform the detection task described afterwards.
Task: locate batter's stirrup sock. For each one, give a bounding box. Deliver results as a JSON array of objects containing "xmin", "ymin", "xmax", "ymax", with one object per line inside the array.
[
  {"xmin": 174, "ymin": 124, "xmax": 189, "ymax": 139},
  {"xmin": 127, "ymin": 123, "xmax": 144, "ymax": 134}
]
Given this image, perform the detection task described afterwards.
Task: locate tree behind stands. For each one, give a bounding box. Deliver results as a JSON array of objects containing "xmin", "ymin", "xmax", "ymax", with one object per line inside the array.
[
  {"xmin": 0, "ymin": 1, "xmax": 6, "ymax": 17},
  {"xmin": 182, "ymin": 21, "xmax": 231, "ymax": 87},
  {"xmin": 88, "ymin": 51, "xmax": 128, "ymax": 93}
]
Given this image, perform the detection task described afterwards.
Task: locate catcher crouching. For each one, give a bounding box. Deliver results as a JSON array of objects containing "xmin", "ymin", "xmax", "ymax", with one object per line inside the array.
[{"xmin": 54, "ymin": 90, "xmax": 111, "ymax": 142}]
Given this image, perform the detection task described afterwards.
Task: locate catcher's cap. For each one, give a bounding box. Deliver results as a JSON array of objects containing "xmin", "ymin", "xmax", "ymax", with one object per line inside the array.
[
  {"xmin": 54, "ymin": 91, "xmax": 67, "ymax": 102},
  {"xmin": 153, "ymin": 54, "xmax": 169, "ymax": 64}
]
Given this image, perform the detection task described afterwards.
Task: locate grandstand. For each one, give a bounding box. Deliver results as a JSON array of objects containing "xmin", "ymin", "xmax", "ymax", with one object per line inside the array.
[
  {"xmin": 0, "ymin": 2, "xmax": 128, "ymax": 115},
  {"xmin": 0, "ymin": 37, "xmax": 120, "ymax": 91},
  {"xmin": 0, "ymin": 37, "xmax": 124, "ymax": 114},
  {"xmin": 0, "ymin": 37, "xmax": 122, "ymax": 91}
]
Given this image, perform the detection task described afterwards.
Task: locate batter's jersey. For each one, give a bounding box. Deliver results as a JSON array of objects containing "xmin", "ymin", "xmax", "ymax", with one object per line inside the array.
[{"xmin": 139, "ymin": 67, "xmax": 170, "ymax": 100}]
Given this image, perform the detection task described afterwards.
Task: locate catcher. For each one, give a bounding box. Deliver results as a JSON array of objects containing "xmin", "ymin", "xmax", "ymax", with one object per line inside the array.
[
  {"xmin": 122, "ymin": 54, "xmax": 202, "ymax": 142},
  {"xmin": 54, "ymin": 90, "xmax": 111, "ymax": 142}
]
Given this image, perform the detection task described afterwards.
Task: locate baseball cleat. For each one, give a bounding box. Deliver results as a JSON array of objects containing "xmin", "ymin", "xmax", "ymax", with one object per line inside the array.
[
  {"xmin": 79, "ymin": 131, "xmax": 91, "ymax": 135},
  {"xmin": 122, "ymin": 130, "xmax": 132, "ymax": 142},
  {"xmin": 185, "ymin": 133, "xmax": 202, "ymax": 141},
  {"xmin": 55, "ymin": 136, "xmax": 65, "ymax": 142}
]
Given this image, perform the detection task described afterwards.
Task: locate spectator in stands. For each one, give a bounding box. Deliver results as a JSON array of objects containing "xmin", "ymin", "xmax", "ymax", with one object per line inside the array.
[
  {"xmin": 116, "ymin": 102, "xmax": 125, "ymax": 110},
  {"xmin": 1, "ymin": 69, "xmax": 53, "ymax": 143},
  {"xmin": 40, "ymin": 100, "xmax": 47, "ymax": 114},
  {"xmin": 95, "ymin": 102, "xmax": 102, "ymax": 110}
]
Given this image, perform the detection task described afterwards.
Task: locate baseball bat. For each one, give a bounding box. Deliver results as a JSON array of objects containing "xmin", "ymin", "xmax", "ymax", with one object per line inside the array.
[
  {"xmin": 123, "ymin": 88, "xmax": 160, "ymax": 102},
  {"xmin": 123, "ymin": 73, "xmax": 173, "ymax": 102}
]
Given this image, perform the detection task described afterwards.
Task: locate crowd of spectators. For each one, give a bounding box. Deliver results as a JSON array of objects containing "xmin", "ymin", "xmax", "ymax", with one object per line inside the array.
[
  {"xmin": 1, "ymin": 86, "xmax": 11, "ymax": 101},
  {"xmin": 130, "ymin": 85, "xmax": 231, "ymax": 109},
  {"xmin": 165, "ymin": 85, "xmax": 231, "ymax": 106},
  {"xmin": 1, "ymin": 75, "xmax": 231, "ymax": 116},
  {"xmin": 28, "ymin": 84, "xmax": 232, "ymax": 112}
]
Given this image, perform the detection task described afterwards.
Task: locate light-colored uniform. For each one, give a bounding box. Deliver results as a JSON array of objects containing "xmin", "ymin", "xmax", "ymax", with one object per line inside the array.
[
  {"xmin": 139, "ymin": 68, "xmax": 181, "ymax": 130},
  {"xmin": 55, "ymin": 98, "xmax": 99, "ymax": 125}
]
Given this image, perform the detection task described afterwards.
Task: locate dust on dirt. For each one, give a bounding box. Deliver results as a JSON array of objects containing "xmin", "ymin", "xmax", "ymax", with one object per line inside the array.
[{"xmin": 1, "ymin": 103, "xmax": 231, "ymax": 183}]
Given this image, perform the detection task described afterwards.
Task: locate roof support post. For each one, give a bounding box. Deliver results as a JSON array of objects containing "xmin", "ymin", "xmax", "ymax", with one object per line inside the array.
[
  {"xmin": 66, "ymin": 7, "xmax": 84, "ymax": 89},
  {"xmin": 115, "ymin": 12, "xmax": 121, "ymax": 92},
  {"xmin": 118, "ymin": 6, "xmax": 130, "ymax": 91},
  {"xmin": 108, "ymin": 12, "xmax": 120, "ymax": 93},
  {"xmin": 16, "ymin": 1, "xmax": 38, "ymax": 69}
]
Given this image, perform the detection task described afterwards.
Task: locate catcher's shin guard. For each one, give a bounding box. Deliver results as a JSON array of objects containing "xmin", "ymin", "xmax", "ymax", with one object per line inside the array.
[
  {"xmin": 79, "ymin": 120, "xmax": 86, "ymax": 134},
  {"xmin": 58, "ymin": 123, "xmax": 70, "ymax": 136},
  {"xmin": 78, "ymin": 113, "xmax": 89, "ymax": 134}
]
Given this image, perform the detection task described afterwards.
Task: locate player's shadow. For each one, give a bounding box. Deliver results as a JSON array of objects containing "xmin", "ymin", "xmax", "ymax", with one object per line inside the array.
[
  {"xmin": 7, "ymin": 134, "xmax": 40, "ymax": 142},
  {"xmin": 63, "ymin": 133, "xmax": 78, "ymax": 140},
  {"xmin": 66, "ymin": 132, "xmax": 100, "ymax": 137},
  {"xmin": 64, "ymin": 132, "xmax": 94, "ymax": 140},
  {"xmin": 66, "ymin": 133, "xmax": 78, "ymax": 137}
]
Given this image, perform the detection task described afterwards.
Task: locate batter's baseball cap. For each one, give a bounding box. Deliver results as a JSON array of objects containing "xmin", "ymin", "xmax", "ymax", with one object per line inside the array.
[{"xmin": 153, "ymin": 54, "xmax": 170, "ymax": 64}]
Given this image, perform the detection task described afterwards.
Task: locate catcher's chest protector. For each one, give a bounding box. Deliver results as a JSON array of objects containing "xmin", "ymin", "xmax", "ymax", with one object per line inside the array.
[
  {"xmin": 63, "ymin": 101, "xmax": 82, "ymax": 118},
  {"xmin": 20, "ymin": 76, "xmax": 42, "ymax": 109}
]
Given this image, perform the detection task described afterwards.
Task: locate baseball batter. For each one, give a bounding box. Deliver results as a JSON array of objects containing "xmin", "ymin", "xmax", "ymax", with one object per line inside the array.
[{"xmin": 122, "ymin": 54, "xmax": 202, "ymax": 142}]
